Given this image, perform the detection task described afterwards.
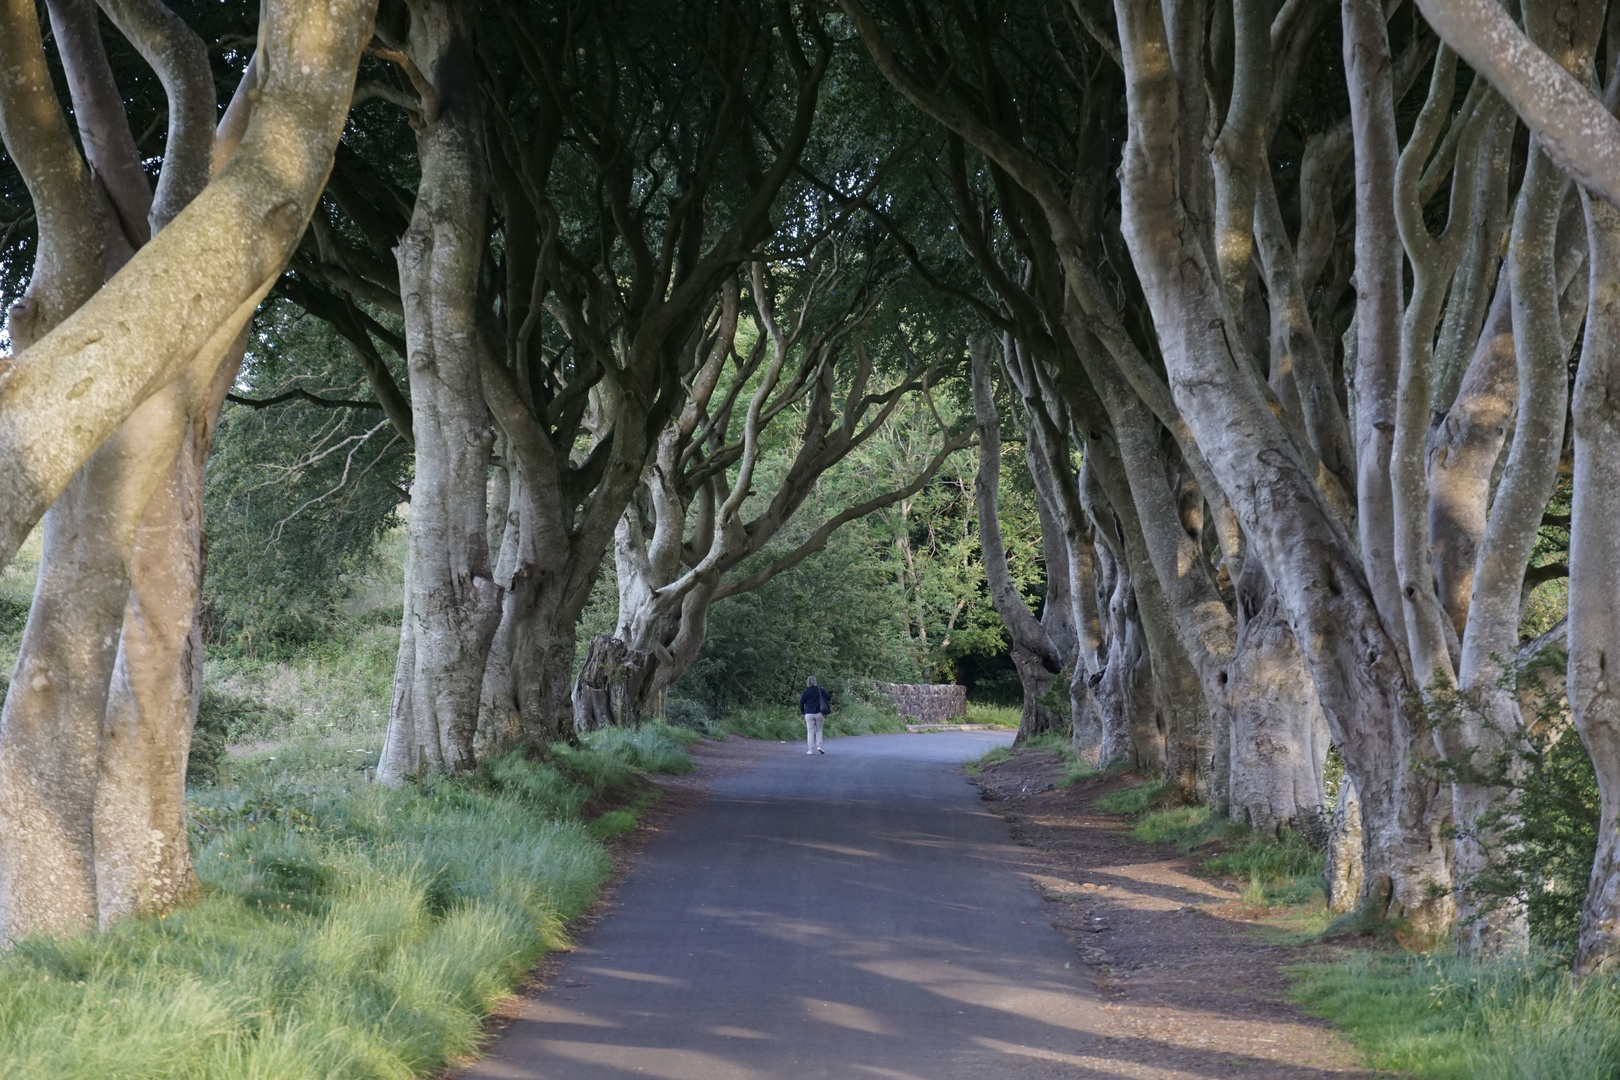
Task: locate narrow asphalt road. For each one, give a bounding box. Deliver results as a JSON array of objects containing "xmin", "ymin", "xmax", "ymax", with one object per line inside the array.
[{"xmin": 465, "ymin": 731, "xmax": 1124, "ymax": 1080}]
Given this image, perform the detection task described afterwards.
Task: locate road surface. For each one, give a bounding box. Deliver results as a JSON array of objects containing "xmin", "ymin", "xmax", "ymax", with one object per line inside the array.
[{"xmin": 464, "ymin": 731, "xmax": 1130, "ymax": 1079}]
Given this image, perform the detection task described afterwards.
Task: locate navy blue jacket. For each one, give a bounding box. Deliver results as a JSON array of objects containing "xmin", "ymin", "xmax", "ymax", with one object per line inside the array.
[{"xmin": 799, "ymin": 686, "xmax": 831, "ymax": 715}]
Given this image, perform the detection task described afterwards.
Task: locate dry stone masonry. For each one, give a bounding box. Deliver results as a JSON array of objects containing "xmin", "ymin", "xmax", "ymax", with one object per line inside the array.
[{"xmin": 876, "ymin": 683, "xmax": 967, "ymax": 725}]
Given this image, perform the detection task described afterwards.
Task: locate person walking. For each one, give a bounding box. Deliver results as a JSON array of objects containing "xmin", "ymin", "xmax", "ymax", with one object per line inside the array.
[{"xmin": 799, "ymin": 677, "xmax": 830, "ymax": 755}]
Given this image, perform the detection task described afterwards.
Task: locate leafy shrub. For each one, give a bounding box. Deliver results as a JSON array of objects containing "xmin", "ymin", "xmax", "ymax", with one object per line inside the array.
[
  {"xmin": 1428, "ymin": 646, "xmax": 1598, "ymax": 958},
  {"xmin": 663, "ymin": 696, "xmax": 716, "ymax": 732},
  {"xmin": 1456, "ymin": 714, "xmax": 1599, "ymax": 957}
]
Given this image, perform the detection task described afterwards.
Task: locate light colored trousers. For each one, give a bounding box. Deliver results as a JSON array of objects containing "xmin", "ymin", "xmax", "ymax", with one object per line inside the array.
[{"xmin": 803, "ymin": 713, "xmax": 825, "ymax": 750}]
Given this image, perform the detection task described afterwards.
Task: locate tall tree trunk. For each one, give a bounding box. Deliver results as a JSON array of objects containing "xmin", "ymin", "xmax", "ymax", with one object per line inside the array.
[
  {"xmin": 93, "ymin": 351, "xmax": 242, "ymax": 921},
  {"xmin": 970, "ymin": 339, "xmax": 1064, "ymax": 742},
  {"xmin": 1571, "ymin": 177, "xmax": 1620, "ymax": 971},
  {"xmin": 379, "ymin": 0, "xmax": 502, "ymax": 782}
]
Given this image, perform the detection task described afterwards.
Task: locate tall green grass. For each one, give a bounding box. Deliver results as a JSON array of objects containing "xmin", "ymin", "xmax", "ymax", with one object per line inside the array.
[
  {"xmin": 963, "ymin": 702, "xmax": 1020, "ymax": 728},
  {"xmin": 0, "ymin": 727, "xmax": 695, "ymax": 1079},
  {"xmin": 1295, "ymin": 952, "xmax": 1620, "ymax": 1079}
]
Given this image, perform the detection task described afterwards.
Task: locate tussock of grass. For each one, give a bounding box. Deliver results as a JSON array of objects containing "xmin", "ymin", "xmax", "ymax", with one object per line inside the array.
[
  {"xmin": 1207, "ymin": 830, "xmax": 1323, "ymax": 883},
  {"xmin": 578, "ymin": 723, "xmax": 698, "ymax": 774},
  {"xmin": 1294, "ymin": 953, "xmax": 1620, "ymax": 1079},
  {"xmin": 1058, "ymin": 762, "xmax": 1095, "ymax": 787},
  {"xmin": 1093, "ymin": 780, "xmax": 1171, "ymax": 815},
  {"xmin": 587, "ymin": 809, "xmax": 640, "ymax": 840},
  {"xmin": 1130, "ymin": 804, "xmax": 1212, "ymax": 843}
]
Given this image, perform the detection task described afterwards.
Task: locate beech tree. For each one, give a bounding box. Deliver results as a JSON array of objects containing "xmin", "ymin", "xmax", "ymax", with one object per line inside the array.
[{"xmin": 0, "ymin": 0, "xmax": 377, "ymax": 939}]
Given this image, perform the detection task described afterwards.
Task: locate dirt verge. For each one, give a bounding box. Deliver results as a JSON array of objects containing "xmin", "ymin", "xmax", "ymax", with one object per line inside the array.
[{"xmin": 973, "ymin": 747, "xmax": 1371, "ymax": 1078}]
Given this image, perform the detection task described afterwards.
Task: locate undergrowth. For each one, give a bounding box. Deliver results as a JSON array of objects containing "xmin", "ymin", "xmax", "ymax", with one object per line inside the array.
[
  {"xmin": 1294, "ymin": 952, "xmax": 1620, "ymax": 1079},
  {"xmin": 963, "ymin": 702, "xmax": 1021, "ymax": 728},
  {"xmin": 1098, "ymin": 781, "xmax": 1327, "ymax": 908},
  {"xmin": 0, "ymin": 724, "xmax": 695, "ymax": 1079},
  {"xmin": 963, "ymin": 731, "xmax": 1095, "ymax": 786}
]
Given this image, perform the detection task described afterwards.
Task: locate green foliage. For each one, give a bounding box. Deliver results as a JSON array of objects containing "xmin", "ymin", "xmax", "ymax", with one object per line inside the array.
[
  {"xmin": 1034, "ymin": 668, "xmax": 1073, "ymax": 723},
  {"xmin": 1467, "ymin": 719, "xmax": 1599, "ymax": 957},
  {"xmin": 864, "ymin": 442, "xmax": 1017, "ymax": 683},
  {"xmin": 203, "ymin": 301, "xmax": 409, "ymax": 653},
  {"xmin": 1295, "ymin": 953, "xmax": 1620, "ymax": 1079},
  {"xmin": 677, "ymin": 526, "xmax": 918, "ymax": 716},
  {"xmin": 188, "ymin": 689, "xmax": 299, "ymax": 785}
]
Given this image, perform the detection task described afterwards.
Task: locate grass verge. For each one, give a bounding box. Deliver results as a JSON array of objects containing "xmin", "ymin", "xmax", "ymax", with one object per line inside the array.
[
  {"xmin": 963, "ymin": 731, "xmax": 1096, "ymax": 787},
  {"xmin": 1093, "ymin": 780, "xmax": 1328, "ymax": 910},
  {"xmin": 0, "ymin": 725, "xmax": 695, "ymax": 1079},
  {"xmin": 1294, "ymin": 952, "xmax": 1620, "ymax": 1079}
]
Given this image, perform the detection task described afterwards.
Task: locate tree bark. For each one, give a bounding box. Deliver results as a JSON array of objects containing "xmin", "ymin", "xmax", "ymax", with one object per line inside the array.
[
  {"xmin": 379, "ymin": 0, "xmax": 502, "ymax": 782},
  {"xmin": 1225, "ymin": 558, "xmax": 1330, "ymax": 834},
  {"xmin": 1571, "ymin": 176, "xmax": 1620, "ymax": 973},
  {"xmin": 971, "ymin": 338, "xmax": 1064, "ymax": 742}
]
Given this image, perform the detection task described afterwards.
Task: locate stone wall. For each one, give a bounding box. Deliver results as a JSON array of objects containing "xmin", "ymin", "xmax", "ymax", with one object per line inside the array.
[{"xmin": 876, "ymin": 683, "xmax": 967, "ymax": 725}]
